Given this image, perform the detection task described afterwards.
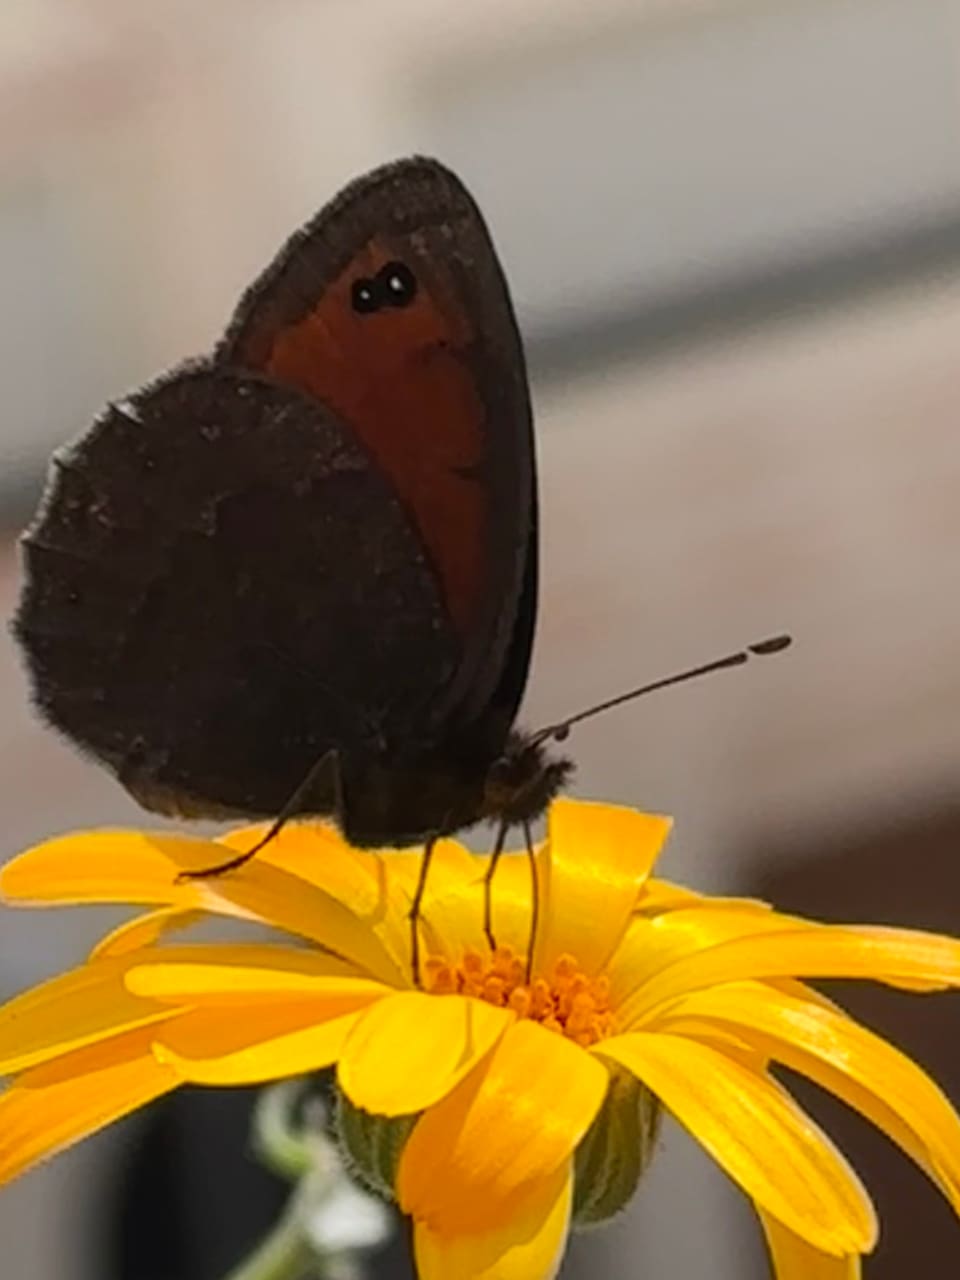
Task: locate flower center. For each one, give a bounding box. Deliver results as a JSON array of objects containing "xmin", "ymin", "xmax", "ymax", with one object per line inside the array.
[{"xmin": 423, "ymin": 945, "xmax": 615, "ymax": 1047}]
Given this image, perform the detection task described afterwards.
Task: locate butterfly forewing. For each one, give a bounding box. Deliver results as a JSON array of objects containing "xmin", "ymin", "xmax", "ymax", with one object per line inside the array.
[{"xmin": 219, "ymin": 157, "xmax": 537, "ymax": 747}]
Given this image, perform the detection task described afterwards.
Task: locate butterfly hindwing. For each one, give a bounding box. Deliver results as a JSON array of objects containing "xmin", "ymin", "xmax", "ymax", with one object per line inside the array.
[{"xmin": 15, "ymin": 362, "xmax": 458, "ymax": 819}]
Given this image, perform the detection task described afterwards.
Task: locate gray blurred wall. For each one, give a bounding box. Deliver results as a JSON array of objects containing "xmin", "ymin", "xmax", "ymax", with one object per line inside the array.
[{"xmin": 2, "ymin": 3, "xmax": 960, "ymax": 1278}]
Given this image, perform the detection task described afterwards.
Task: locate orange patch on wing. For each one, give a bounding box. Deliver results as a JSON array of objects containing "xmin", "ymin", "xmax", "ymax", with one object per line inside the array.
[{"xmin": 251, "ymin": 239, "xmax": 487, "ymax": 635}]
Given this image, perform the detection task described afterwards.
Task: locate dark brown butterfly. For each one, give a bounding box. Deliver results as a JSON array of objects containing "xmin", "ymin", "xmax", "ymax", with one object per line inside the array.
[{"xmin": 14, "ymin": 157, "xmax": 572, "ymax": 872}]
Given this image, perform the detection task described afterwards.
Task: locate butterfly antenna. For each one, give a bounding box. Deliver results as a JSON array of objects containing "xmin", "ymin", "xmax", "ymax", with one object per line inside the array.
[{"xmin": 531, "ymin": 633, "xmax": 792, "ymax": 746}]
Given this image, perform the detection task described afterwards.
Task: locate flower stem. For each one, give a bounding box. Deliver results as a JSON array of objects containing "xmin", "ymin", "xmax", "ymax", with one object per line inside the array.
[
  {"xmin": 223, "ymin": 1200, "xmax": 316, "ymax": 1280},
  {"xmin": 226, "ymin": 1084, "xmax": 382, "ymax": 1280},
  {"xmin": 223, "ymin": 1173, "xmax": 369, "ymax": 1280}
]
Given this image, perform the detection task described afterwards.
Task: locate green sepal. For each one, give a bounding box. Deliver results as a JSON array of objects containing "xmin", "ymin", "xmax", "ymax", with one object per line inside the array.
[
  {"xmin": 334, "ymin": 1087, "xmax": 419, "ymax": 1202},
  {"xmin": 572, "ymin": 1063, "xmax": 661, "ymax": 1228}
]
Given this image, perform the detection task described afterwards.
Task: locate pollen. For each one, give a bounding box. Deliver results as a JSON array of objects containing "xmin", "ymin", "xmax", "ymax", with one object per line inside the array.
[{"xmin": 423, "ymin": 946, "xmax": 615, "ymax": 1047}]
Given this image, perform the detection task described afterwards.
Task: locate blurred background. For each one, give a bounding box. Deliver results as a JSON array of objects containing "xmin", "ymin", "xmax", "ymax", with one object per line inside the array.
[{"xmin": 2, "ymin": 0, "xmax": 960, "ymax": 1276}]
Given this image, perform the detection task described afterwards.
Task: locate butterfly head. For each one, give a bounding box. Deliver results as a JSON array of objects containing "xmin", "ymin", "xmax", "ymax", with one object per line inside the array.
[{"xmin": 481, "ymin": 731, "xmax": 574, "ymax": 827}]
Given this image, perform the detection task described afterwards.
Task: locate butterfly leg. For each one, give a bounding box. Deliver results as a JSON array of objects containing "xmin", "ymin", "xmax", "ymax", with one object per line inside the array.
[
  {"xmin": 522, "ymin": 820, "xmax": 539, "ymax": 982},
  {"xmin": 482, "ymin": 819, "xmax": 511, "ymax": 951},
  {"xmin": 408, "ymin": 835, "xmax": 439, "ymax": 988},
  {"xmin": 177, "ymin": 749, "xmax": 342, "ymax": 881}
]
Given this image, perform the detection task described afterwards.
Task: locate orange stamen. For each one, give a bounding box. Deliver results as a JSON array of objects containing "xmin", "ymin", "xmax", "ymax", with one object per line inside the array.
[{"xmin": 423, "ymin": 946, "xmax": 615, "ymax": 1047}]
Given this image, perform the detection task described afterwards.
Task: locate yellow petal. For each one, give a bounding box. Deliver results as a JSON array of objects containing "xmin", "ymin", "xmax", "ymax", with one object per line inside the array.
[
  {"xmin": 221, "ymin": 823, "xmax": 476, "ymax": 970},
  {"xmin": 0, "ymin": 958, "xmax": 179, "ymax": 1075},
  {"xmin": 1, "ymin": 830, "xmax": 235, "ymax": 905},
  {"xmin": 186, "ymin": 864, "xmax": 405, "ymax": 986},
  {"xmin": 657, "ymin": 981, "xmax": 960, "ymax": 1213},
  {"xmin": 124, "ymin": 944, "xmax": 384, "ymax": 1002},
  {"xmin": 759, "ymin": 1207, "xmax": 862, "ymax": 1280},
  {"xmin": 638, "ymin": 878, "xmax": 771, "ymax": 916},
  {"xmin": 338, "ymin": 993, "xmax": 513, "ymax": 1116},
  {"xmin": 421, "ymin": 849, "xmax": 534, "ymax": 964},
  {"xmin": 635, "ymin": 878, "xmax": 706, "ymax": 913},
  {"xmin": 397, "ymin": 1020, "xmax": 607, "ymax": 1234},
  {"xmin": 413, "ymin": 1163, "xmax": 572, "ymax": 1280},
  {"xmin": 153, "ymin": 1003, "xmax": 369, "ymax": 1084},
  {"xmin": 611, "ymin": 907, "xmax": 808, "ymax": 1014},
  {"xmin": 432, "ymin": 813, "xmax": 664, "ymax": 975},
  {"xmin": 360, "ymin": 841, "xmax": 479, "ymax": 904},
  {"xmin": 219, "ymin": 820, "xmax": 372, "ymax": 887},
  {"xmin": 382, "ymin": 841, "xmax": 491, "ymax": 964},
  {"xmin": 837, "ymin": 926, "xmax": 960, "ymax": 991},
  {"xmin": 89, "ymin": 908, "xmax": 205, "ymax": 960},
  {"xmin": 598, "ymin": 1032, "xmax": 876, "ymax": 1254},
  {"xmin": 0, "ymin": 1028, "xmax": 178, "ymax": 1186},
  {"xmin": 1, "ymin": 830, "xmax": 406, "ymax": 986},
  {"xmin": 534, "ymin": 799, "xmax": 672, "ymax": 979},
  {"xmin": 621, "ymin": 924, "xmax": 960, "ymax": 1026}
]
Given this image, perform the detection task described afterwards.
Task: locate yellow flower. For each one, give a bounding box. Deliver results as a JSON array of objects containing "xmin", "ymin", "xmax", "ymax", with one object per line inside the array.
[{"xmin": 2, "ymin": 797, "xmax": 960, "ymax": 1280}]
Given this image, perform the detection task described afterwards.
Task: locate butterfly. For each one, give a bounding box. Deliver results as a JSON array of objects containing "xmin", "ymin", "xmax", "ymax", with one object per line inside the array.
[
  {"xmin": 14, "ymin": 158, "xmax": 573, "ymax": 893},
  {"xmin": 14, "ymin": 156, "xmax": 791, "ymax": 977}
]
